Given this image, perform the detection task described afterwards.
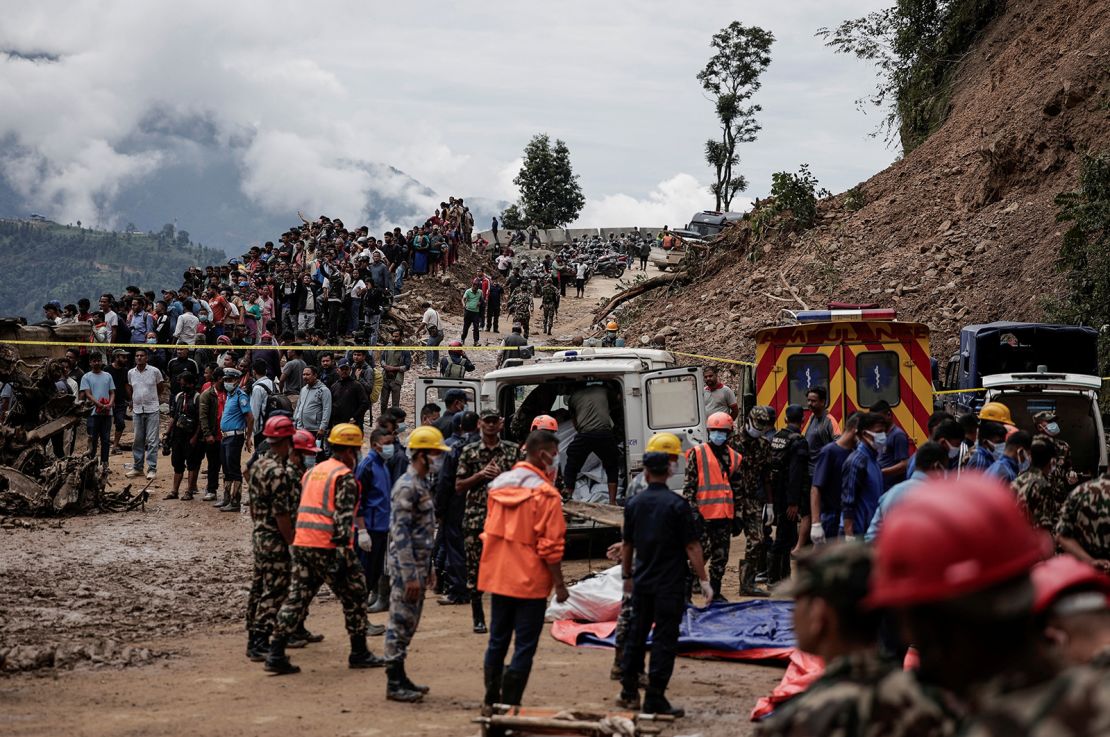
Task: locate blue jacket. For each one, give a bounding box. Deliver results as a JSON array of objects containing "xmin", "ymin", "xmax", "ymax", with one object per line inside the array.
[
  {"xmin": 841, "ymin": 441, "xmax": 883, "ymax": 537},
  {"xmin": 355, "ymin": 450, "xmax": 392, "ymax": 532},
  {"xmin": 986, "ymin": 454, "xmax": 1021, "ymax": 485},
  {"xmin": 866, "ymin": 470, "xmax": 927, "ymax": 543}
]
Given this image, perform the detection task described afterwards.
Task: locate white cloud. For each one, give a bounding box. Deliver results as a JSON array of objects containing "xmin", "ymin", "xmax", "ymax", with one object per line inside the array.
[{"xmin": 575, "ymin": 173, "xmax": 751, "ymax": 228}]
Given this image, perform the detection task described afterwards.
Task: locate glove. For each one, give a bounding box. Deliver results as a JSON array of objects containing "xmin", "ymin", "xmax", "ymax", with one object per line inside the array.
[
  {"xmin": 699, "ymin": 579, "xmax": 714, "ymax": 602},
  {"xmin": 762, "ymin": 504, "xmax": 774, "ymax": 526},
  {"xmin": 810, "ymin": 523, "xmax": 826, "ymax": 545},
  {"xmin": 356, "ymin": 528, "xmax": 373, "ymax": 552}
]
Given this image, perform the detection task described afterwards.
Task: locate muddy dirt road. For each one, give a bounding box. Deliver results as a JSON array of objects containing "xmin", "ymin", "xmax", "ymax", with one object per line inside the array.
[{"xmin": 0, "ymin": 270, "xmax": 785, "ymax": 736}]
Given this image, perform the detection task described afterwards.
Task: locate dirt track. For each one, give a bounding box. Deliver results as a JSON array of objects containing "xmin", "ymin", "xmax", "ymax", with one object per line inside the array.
[{"xmin": 0, "ymin": 270, "xmax": 785, "ymax": 736}]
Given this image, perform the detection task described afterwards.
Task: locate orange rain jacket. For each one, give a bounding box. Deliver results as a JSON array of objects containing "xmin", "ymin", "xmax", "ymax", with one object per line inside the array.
[{"xmin": 478, "ymin": 461, "xmax": 566, "ymax": 600}]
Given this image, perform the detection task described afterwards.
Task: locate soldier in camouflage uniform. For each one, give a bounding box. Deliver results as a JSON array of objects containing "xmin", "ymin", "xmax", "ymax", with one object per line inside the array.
[
  {"xmin": 1033, "ymin": 410, "xmax": 1079, "ymax": 502},
  {"xmin": 541, "ymin": 278, "xmax": 558, "ymax": 335},
  {"xmin": 456, "ymin": 411, "xmax": 523, "ymax": 632},
  {"xmin": 244, "ymin": 416, "xmax": 299, "ymax": 662},
  {"xmin": 265, "ymin": 424, "xmax": 382, "ymax": 675},
  {"xmin": 731, "ymin": 406, "xmax": 774, "ymax": 596},
  {"xmin": 383, "ymin": 425, "xmax": 449, "ymax": 702},
  {"xmin": 1056, "ymin": 473, "xmax": 1110, "ymax": 570},
  {"xmin": 756, "ymin": 541, "xmax": 958, "ymax": 737},
  {"xmin": 1012, "ymin": 438, "xmax": 1058, "ymax": 533},
  {"xmin": 510, "ymin": 289, "xmax": 532, "ymax": 339}
]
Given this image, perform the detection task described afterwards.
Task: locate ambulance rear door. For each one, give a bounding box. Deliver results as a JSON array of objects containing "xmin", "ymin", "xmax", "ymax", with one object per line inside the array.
[{"xmin": 638, "ymin": 365, "xmax": 706, "ymax": 490}]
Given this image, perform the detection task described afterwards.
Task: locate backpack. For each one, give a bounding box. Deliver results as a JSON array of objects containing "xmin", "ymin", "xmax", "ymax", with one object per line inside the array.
[
  {"xmin": 255, "ymin": 378, "xmax": 291, "ymax": 423},
  {"xmin": 174, "ymin": 391, "xmax": 198, "ymax": 435},
  {"xmin": 443, "ymin": 360, "xmax": 467, "ymax": 379}
]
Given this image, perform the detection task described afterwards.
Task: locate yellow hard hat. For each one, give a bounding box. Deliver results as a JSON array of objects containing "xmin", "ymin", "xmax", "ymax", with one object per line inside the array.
[
  {"xmin": 978, "ymin": 402, "xmax": 1014, "ymax": 425},
  {"xmin": 645, "ymin": 432, "xmax": 682, "ymax": 456},
  {"xmin": 407, "ymin": 425, "xmax": 450, "ymax": 451},
  {"xmin": 327, "ymin": 423, "xmax": 364, "ymax": 447},
  {"xmin": 606, "ymin": 320, "xmax": 619, "ymax": 331}
]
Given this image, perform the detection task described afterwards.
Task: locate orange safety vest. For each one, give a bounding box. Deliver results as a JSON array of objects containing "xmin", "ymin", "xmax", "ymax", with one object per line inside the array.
[
  {"xmin": 293, "ymin": 458, "xmax": 353, "ymax": 548},
  {"xmin": 687, "ymin": 443, "xmax": 741, "ymax": 520}
]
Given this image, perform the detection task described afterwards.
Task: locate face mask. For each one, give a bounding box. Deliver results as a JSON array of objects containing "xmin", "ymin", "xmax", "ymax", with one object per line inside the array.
[
  {"xmin": 1044, "ymin": 422, "xmax": 1061, "ymax": 437},
  {"xmin": 746, "ymin": 425, "xmax": 762, "ymax": 439},
  {"xmin": 380, "ymin": 444, "xmax": 395, "ymax": 460},
  {"xmin": 667, "ymin": 460, "xmax": 678, "ymax": 477},
  {"xmin": 709, "ymin": 430, "xmax": 729, "ymax": 446},
  {"xmin": 870, "ymin": 431, "xmax": 887, "ymax": 449},
  {"xmin": 223, "ymin": 381, "xmax": 237, "ymax": 392},
  {"xmin": 146, "ymin": 338, "xmax": 157, "ymax": 344},
  {"xmin": 1019, "ymin": 453, "xmax": 1031, "ymax": 473},
  {"xmin": 948, "ymin": 445, "xmax": 961, "ymax": 460},
  {"xmin": 397, "ymin": 422, "xmax": 408, "ymax": 433},
  {"xmin": 429, "ymin": 454, "xmax": 446, "ymax": 474}
]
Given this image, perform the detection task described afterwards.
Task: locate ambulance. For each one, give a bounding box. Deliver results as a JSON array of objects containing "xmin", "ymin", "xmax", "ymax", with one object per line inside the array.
[{"xmin": 753, "ymin": 309, "xmax": 933, "ymax": 447}]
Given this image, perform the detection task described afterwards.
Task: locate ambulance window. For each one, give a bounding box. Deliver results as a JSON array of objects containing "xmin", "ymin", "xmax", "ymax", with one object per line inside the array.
[
  {"xmin": 646, "ymin": 374, "xmax": 699, "ymax": 429},
  {"xmin": 786, "ymin": 355, "xmax": 830, "ymax": 406},
  {"xmin": 856, "ymin": 351, "xmax": 900, "ymax": 408}
]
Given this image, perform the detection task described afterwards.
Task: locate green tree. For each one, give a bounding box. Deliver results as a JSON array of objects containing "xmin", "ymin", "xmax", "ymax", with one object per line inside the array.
[
  {"xmin": 499, "ymin": 203, "xmax": 524, "ymax": 230},
  {"xmin": 510, "ymin": 133, "xmax": 585, "ymax": 228},
  {"xmin": 1048, "ymin": 151, "xmax": 1110, "ymax": 372},
  {"xmin": 698, "ymin": 22, "xmax": 774, "ymax": 212}
]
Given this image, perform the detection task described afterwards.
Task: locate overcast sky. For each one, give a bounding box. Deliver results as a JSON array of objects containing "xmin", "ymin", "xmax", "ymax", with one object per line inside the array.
[{"xmin": 0, "ymin": 0, "xmax": 895, "ymax": 230}]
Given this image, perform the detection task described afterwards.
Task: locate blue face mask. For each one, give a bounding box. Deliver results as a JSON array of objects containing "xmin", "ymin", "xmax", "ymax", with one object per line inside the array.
[
  {"xmin": 1044, "ymin": 422, "xmax": 1061, "ymax": 437},
  {"xmin": 380, "ymin": 443, "xmax": 395, "ymax": 460},
  {"xmin": 709, "ymin": 430, "xmax": 729, "ymax": 446},
  {"xmin": 1019, "ymin": 453, "xmax": 1031, "ymax": 473},
  {"xmin": 397, "ymin": 422, "xmax": 408, "ymax": 433},
  {"xmin": 870, "ymin": 431, "xmax": 887, "ymax": 450}
]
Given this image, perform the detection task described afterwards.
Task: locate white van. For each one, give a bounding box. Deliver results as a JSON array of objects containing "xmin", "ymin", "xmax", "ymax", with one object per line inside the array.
[{"xmin": 416, "ymin": 348, "xmax": 709, "ymax": 505}]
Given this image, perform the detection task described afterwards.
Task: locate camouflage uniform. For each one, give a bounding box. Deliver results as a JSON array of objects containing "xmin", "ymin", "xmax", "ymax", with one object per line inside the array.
[
  {"xmin": 384, "ymin": 470, "xmax": 436, "ymax": 662},
  {"xmin": 1012, "ymin": 468, "xmax": 1058, "ymax": 534},
  {"xmin": 458, "ymin": 439, "xmax": 523, "ymax": 596},
  {"xmin": 732, "ymin": 424, "xmax": 773, "ymax": 574},
  {"xmin": 682, "ymin": 443, "xmax": 742, "ymax": 596},
  {"xmin": 541, "ymin": 281, "xmax": 558, "ymax": 335},
  {"xmin": 245, "ymin": 450, "xmax": 298, "ymax": 637},
  {"xmin": 960, "ymin": 665, "xmax": 1110, "ymax": 737},
  {"xmin": 1054, "ymin": 475, "xmax": 1110, "ymax": 561},
  {"xmin": 1033, "ymin": 411, "xmax": 1076, "ymax": 505},
  {"xmin": 272, "ymin": 472, "xmax": 370, "ymax": 639},
  {"xmin": 758, "ymin": 542, "xmax": 960, "ymax": 737},
  {"xmin": 511, "ymin": 292, "xmax": 531, "ymax": 339}
]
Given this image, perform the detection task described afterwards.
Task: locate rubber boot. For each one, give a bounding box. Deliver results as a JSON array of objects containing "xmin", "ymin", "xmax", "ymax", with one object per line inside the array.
[
  {"xmin": 471, "ymin": 595, "xmax": 487, "ymax": 634},
  {"xmin": 766, "ymin": 553, "xmax": 783, "ymax": 585},
  {"xmin": 740, "ymin": 562, "xmax": 771, "ymax": 598},
  {"xmin": 263, "ymin": 636, "xmax": 300, "ymax": 675},
  {"xmin": 246, "ymin": 631, "xmax": 270, "ymax": 662},
  {"xmin": 483, "ymin": 663, "xmax": 503, "ymax": 714},
  {"xmin": 348, "ymin": 634, "xmax": 385, "ymax": 669},
  {"xmin": 500, "ymin": 668, "xmax": 529, "ymax": 707},
  {"xmin": 710, "ymin": 576, "xmax": 728, "ymax": 603},
  {"xmin": 213, "ymin": 483, "xmax": 231, "ymax": 509},
  {"xmin": 643, "ymin": 687, "xmax": 685, "ymax": 718},
  {"xmin": 367, "ymin": 576, "xmax": 390, "ymax": 614},
  {"xmin": 399, "ymin": 658, "xmax": 429, "ymax": 693},
  {"xmin": 221, "ymin": 481, "xmax": 241, "ymax": 512},
  {"xmin": 386, "ymin": 660, "xmax": 424, "ymax": 702}
]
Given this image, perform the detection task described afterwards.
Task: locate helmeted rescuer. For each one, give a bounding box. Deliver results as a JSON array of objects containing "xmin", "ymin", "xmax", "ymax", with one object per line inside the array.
[
  {"xmin": 978, "ymin": 401, "xmax": 1017, "ymax": 437},
  {"xmin": 384, "ymin": 425, "xmax": 450, "ymax": 702},
  {"xmin": 601, "ymin": 320, "xmax": 624, "ymax": 348},
  {"xmin": 619, "ymin": 432, "xmax": 712, "ymax": 717},
  {"xmin": 682, "ymin": 411, "xmax": 742, "ymax": 600},
  {"xmin": 731, "ymin": 405, "xmax": 774, "ymax": 597},
  {"xmin": 265, "ymin": 423, "xmax": 384, "ymax": 675},
  {"xmin": 1030, "ymin": 554, "xmax": 1110, "ymax": 669},
  {"xmin": 867, "ymin": 475, "xmax": 1110, "ymax": 735},
  {"xmin": 530, "ymin": 414, "xmax": 558, "ymax": 432},
  {"xmin": 755, "ymin": 541, "xmax": 957, "ymax": 737},
  {"xmin": 479, "ymin": 429, "xmax": 568, "ymax": 712}
]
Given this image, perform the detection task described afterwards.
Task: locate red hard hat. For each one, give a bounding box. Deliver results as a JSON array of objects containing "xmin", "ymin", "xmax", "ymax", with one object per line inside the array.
[
  {"xmin": 865, "ymin": 475, "xmax": 1051, "ymax": 609},
  {"xmin": 292, "ymin": 429, "xmax": 320, "ymax": 452},
  {"xmin": 262, "ymin": 415, "xmax": 295, "ymax": 439},
  {"xmin": 707, "ymin": 412, "xmax": 733, "ymax": 431},
  {"xmin": 530, "ymin": 414, "xmax": 559, "ymax": 432},
  {"xmin": 1031, "ymin": 555, "xmax": 1110, "ymax": 614}
]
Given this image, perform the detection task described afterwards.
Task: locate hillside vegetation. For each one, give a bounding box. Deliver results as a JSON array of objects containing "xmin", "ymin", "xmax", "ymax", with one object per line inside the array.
[{"xmin": 0, "ymin": 220, "xmax": 226, "ymax": 320}]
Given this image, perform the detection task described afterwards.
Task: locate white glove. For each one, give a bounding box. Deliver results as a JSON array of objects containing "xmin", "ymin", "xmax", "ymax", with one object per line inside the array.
[
  {"xmin": 699, "ymin": 579, "xmax": 714, "ymax": 602},
  {"xmin": 762, "ymin": 504, "xmax": 774, "ymax": 526},
  {"xmin": 356, "ymin": 528, "xmax": 373, "ymax": 552},
  {"xmin": 810, "ymin": 523, "xmax": 826, "ymax": 545}
]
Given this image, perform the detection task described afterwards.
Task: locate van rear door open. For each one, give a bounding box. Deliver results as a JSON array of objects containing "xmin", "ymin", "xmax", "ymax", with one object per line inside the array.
[
  {"xmin": 638, "ymin": 366, "xmax": 706, "ymax": 489},
  {"xmin": 414, "ymin": 377, "xmax": 481, "ymax": 418}
]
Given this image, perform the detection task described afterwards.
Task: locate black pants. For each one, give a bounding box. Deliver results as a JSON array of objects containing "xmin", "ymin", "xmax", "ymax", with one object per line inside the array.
[
  {"xmin": 87, "ymin": 415, "xmax": 112, "ymax": 464},
  {"xmin": 575, "ymin": 278, "xmax": 585, "ymax": 297},
  {"xmin": 327, "ymin": 302, "xmax": 345, "ymax": 338},
  {"xmin": 485, "ymin": 309, "xmax": 500, "ymax": 333},
  {"xmin": 639, "ymin": 255, "xmax": 648, "ymax": 270},
  {"xmin": 484, "ymin": 594, "xmax": 546, "ymax": 678},
  {"xmin": 462, "ymin": 309, "xmax": 481, "ymax": 343},
  {"xmin": 562, "ymin": 430, "xmax": 620, "ymax": 495},
  {"xmin": 203, "ymin": 439, "xmax": 221, "ymax": 493},
  {"xmin": 621, "ymin": 590, "xmax": 684, "ymax": 693},
  {"xmin": 772, "ymin": 504, "xmax": 798, "ymax": 556},
  {"xmin": 356, "ymin": 530, "xmax": 388, "ymax": 590},
  {"xmin": 559, "ymin": 279, "xmax": 567, "ymax": 297}
]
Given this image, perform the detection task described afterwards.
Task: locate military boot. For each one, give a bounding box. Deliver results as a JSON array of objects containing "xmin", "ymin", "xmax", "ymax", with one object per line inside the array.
[
  {"xmin": 367, "ymin": 576, "xmax": 390, "ymax": 614},
  {"xmin": 263, "ymin": 636, "xmax": 300, "ymax": 675},
  {"xmin": 642, "ymin": 687, "xmax": 684, "ymax": 718},
  {"xmin": 213, "ymin": 482, "xmax": 231, "ymax": 509},
  {"xmin": 740, "ymin": 562, "xmax": 770, "ymax": 597},
  {"xmin": 386, "ymin": 660, "xmax": 423, "ymax": 702},
  {"xmin": 348, "ymin": 635, "xmax": 385, "ymax": 669},
  {"xmin": 471, "ymin": 595, "xmax": 487, "ymax": 634},
  {"xmin": 398, "ymin": 658, "xmax": 429, "ymax": 694},
  {"xmin": 221, "ymin": 481, "xmax": 241, "ymax": 512},
  {"xmin": 710, "ymin": 576, "xmax": 728, "ymax": 603},
  {"xmin": 246, "ymin": 630, "xmax": 269, "ymax": 662},
  {"xmin": 500, "ymin": 668, "xmax": 530, "ymax": 707},
  {"xmin": 609, "ymin": 646, "xmax": 624, "ymax": 681},
  {"xmin": 616, "ymin": 686, "xmax": 640, "ymax": 711}
]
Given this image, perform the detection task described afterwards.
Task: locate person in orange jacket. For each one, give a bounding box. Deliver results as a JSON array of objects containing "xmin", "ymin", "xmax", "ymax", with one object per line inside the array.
[{"xmin": 479, "ymin": 429, "xmax": 569, "ymax": 713}]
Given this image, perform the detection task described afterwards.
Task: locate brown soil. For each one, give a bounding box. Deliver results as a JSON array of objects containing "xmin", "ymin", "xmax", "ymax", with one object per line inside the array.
[
  {"xmin": 0, "ymin": 273, "xmax": 783, "ymax": 736},
  {"xmin": 623, "ymin": 0, "xmax": 1110, "ymax": 371}
]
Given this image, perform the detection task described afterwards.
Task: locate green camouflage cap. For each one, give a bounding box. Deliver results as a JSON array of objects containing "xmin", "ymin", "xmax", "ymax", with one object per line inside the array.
[
  {"xmin": 749, "ymin": 405, "xmax": 774, "ymax": 428},
  {"xmin": 779, "ymin": 540, "xmax": 873, "ymax": 609},
  {"xmin": 1032, "ymin": 410, "xmax": 1057, "ymax": 423}
]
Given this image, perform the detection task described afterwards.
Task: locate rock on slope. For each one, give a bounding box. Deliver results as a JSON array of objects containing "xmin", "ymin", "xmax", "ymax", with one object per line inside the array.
[{"xmin": 627, "ymin": 0, "xmax": 1109, "ymax": 366}]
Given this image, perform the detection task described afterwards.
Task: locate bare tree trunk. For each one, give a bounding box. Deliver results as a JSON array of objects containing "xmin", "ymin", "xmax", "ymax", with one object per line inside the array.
[{"xmin": 595, "ymin": 271, "xmax": 690, "ymax": 320}]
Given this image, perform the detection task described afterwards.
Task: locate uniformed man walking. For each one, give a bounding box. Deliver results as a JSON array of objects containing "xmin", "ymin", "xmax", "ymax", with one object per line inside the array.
[
  {"xmin": 731, "ymin": 406, "xmax": 774, "ymax": 597},
  {"xmin": 541, "ymin": 278, "xmax": 558, "ymax": 335},
  {"xmin": 768, "ymin": 405, "xmax": 810, "ymax": 583},
  {"xmin": 245, "ymin": 415, "xmax": 298, "ymax": 661},
  {"xmin": 683, "ymin": 412, "xmax": 742, "ymax": 601},
  {"xmin": 384, "ymin": 426, "xmax": 450, "ymax": 702},
  {"xmin": 264, "ymin": 423, "xmax": 384, "ymax": 674},
  {"xmin": 510, "ymin": 289, "xmax": 531, "ymax": 339},
  {"xmin": 456, "ymin": 410, "xmax": 523, "ymax": 633}
]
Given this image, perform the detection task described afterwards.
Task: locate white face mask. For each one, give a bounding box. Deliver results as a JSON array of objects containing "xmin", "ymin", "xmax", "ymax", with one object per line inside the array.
[{"xmin": 429, "ymin": 454, "xmax": 445, "ymax": 474}]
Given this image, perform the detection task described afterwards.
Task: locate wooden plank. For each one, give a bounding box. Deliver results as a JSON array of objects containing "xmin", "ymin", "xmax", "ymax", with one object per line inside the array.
[{"xmin": 563, "ymin": 500, "xmax": 623, "ymax": 528}]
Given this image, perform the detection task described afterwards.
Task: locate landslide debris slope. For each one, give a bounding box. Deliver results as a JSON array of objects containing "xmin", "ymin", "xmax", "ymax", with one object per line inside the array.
[{"xmin": 627, "ymin": 0, "xmax": 1109, "ymax": 363}]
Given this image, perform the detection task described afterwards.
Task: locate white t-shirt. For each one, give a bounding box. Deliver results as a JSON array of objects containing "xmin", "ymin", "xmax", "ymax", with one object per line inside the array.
[
  {"xmin": 127, "ymin": 365, "xmax": 163, "ymax": 414},
  {"xmin": 575, "ymin": 263, "xmax": 588, "ymax": 279},
  {"xmin": 104, "ymin": 310, "xmax": 118, "ymax": 335},
  {"xmin": 422, "ymin": 308, "xmax": 441, "ymax": 331},
  {"xmin": 497, "ymin": 255, "xmax": 512, "ymax": 271},
  {"xmin": 350, "ymin": 279, "xmax": 367, "ymax": 299}
]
